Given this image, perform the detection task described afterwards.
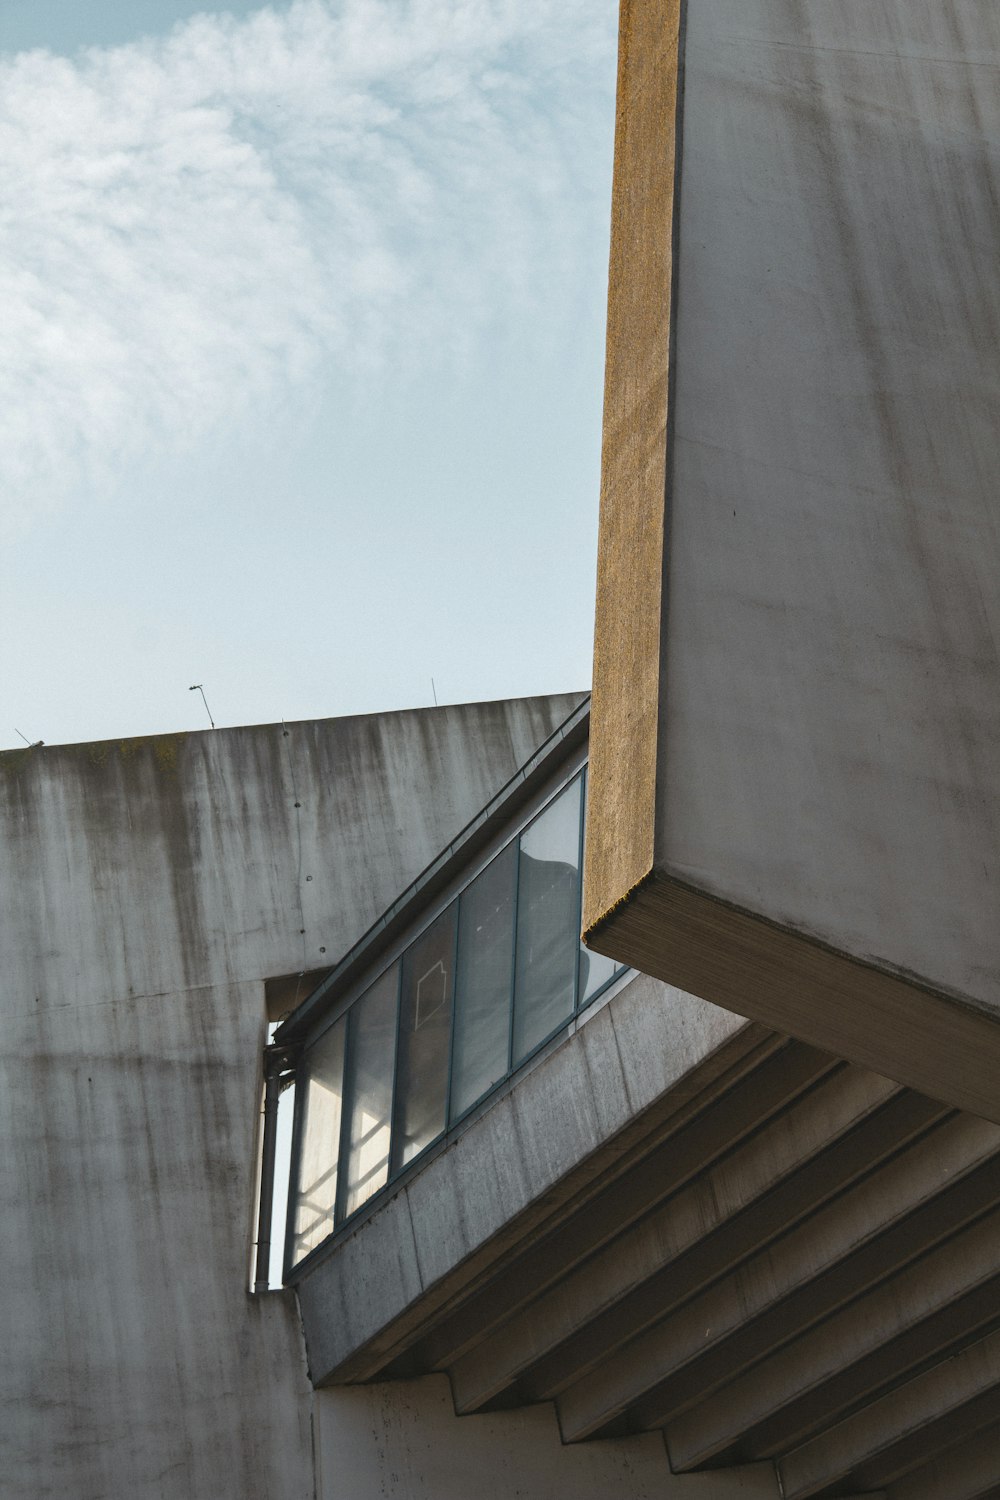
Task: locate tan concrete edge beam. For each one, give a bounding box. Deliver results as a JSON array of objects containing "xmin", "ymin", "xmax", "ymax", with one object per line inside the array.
[
  {"xmin": 584, "ymin": 0, "xmax": 683, "ymax": 934},
  {"xmin": 587, "ymin": 872, "xmax": 1000, "ymax": 1125}
]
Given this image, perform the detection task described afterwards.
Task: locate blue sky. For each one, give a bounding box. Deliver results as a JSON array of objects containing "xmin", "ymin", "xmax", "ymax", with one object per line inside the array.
[{"xmin": 0, "ymin": 0, "xmax": 617, "ymax": 748}]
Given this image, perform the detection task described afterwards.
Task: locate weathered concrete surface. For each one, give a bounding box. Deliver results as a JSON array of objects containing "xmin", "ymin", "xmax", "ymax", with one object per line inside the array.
[
  {"xmin": 0, "ymin": 694, "xmax": 581, "ymax": 1500},
  {"xmin": 295, "ymin": 972, "xmax": 767, "ymax": 1385},
  {"xmin": 299, "ymin": 963, "xmax": 1000, "ymax": 1496},
  {"xmin": 587, "ymin": 0, "xmax": 681, "ymax": 925},
  {"xmin": 3, "ymin": 695, "xmax": 583, "ymax": 1010},
  {"xmin": 2, "ymin": 977, "xmax": 314, "ymax": 1500},
  {"xmin": 665, "ymin": 0, "xmax": 1000, "ymax": 1024},
  {"xmin": 316, "ymin": 1376, "xmax": 780, "ymax": 1498},
  {"xmin": 586, "ymin": 0, "xmax": 1000, "ymax": 1119}
]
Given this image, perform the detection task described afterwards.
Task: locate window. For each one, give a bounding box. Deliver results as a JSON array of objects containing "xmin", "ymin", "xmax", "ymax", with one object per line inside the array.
[
  {"xmin": 339, "ymin": 962, "xmax": 398, "ymax": 1219},
  {"xmin": 512, "ymin": 776, "xmax": 582, "ymax": 1064},
  {"xmin": 291, "ymin": 1015, "xmax": 346, "ymax": 1263},
  {"xmin": 451, "ymin": 842, "xmax": 516, "ymax": 1119},
  {"xmin": 392, "ymin": 908, "xmax": 456, "ymax": 1171},
  {"xmin": 285, "ymin": 764, "xmax": 626, "ymax": 1272}
]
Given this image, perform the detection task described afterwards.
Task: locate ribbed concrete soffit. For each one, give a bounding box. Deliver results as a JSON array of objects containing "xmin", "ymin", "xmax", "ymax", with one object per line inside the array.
[
  {"xmin": 295, "ymin": 970, "xmax": 1000, "ymax": 1499},
  {"xmin": 584, "ymin": 0, "xmax": 1000, "ymax": 1122}
]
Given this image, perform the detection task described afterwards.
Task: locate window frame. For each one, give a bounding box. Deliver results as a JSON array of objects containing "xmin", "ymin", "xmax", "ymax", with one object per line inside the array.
[{"xmin": 282, "ymin": 752, "xmax": 628, "ymax": 1282}]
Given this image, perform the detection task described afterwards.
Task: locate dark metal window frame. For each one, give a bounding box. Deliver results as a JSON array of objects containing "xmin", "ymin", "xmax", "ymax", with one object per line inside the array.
[{"xmin": 280, "ymin": 744, "xmax": 627, "ymax": 1283}]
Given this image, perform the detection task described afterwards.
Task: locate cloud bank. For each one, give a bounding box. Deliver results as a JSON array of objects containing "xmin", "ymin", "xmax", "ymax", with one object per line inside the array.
[{"xmin": 0, "ymin": 0, "xmax": 614, "ymax": 525}]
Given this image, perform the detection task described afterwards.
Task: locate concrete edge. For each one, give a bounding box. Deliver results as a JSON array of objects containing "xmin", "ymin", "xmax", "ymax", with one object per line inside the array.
[
  {"xmin": 584, "ymin": 0, "xmax": 684, "ymax": 934},
  {"xmin": 587, "ymin": 870, "xmax": 1000, "ymax": 1124}
]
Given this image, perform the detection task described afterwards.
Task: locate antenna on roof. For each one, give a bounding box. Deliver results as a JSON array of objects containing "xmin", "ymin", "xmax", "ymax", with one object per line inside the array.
[
  {"xmin": 189, "ymin": 684, "xmax": 216, "ymax": 730},
  {"xmin": 13, "ymin": 727, "xmax": 43, "ymax": 747},
  {"xmin": 431, "ymin": 677, "xmax": 438, "ymax": 707}
]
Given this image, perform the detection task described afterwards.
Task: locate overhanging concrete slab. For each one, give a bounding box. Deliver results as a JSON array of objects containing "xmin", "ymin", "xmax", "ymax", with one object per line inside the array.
[
  {"xmin": 585, "ymin": 0, "xmax": 1000, "ymax": 1122},
  {"xmin": 292, "ymin": 975, "xmax": 768, "ymax": 1386}
]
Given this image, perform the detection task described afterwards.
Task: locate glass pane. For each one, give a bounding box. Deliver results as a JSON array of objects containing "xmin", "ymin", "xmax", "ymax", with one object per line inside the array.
[
  {"xmin": 391, "ymin": 907, "xmax": 457, "ymax": 1171},
  {"xmin": 512, "ymin": 776, "xmax": 583, "ymax": 1063},
  {"xmin": 577, "ymin": 764, "xmax": 620, "ymax": 1006},
  {"xmin": 451, "ymin": 843, "xmax": 516, "ymax": 1120},
  {"xmin": 579, "ymin": 945, "xmax": 620, "ymax": 1006},
  {"xmin": 269, "ymin": 1076, "xmax": 295, "ymax": 1286},
  {"xmin": 291, "ymin": 1016, "xmax": 346, "ymax": 1265},
  {"xmin": 340, "ymin": 964, "xmax": 398, "ymax": 1220}
]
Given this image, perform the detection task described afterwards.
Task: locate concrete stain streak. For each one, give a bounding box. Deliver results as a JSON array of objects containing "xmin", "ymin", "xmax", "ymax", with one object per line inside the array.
[{"xmin": 1, "ymin": 695, "xmax": 582, "ymax": 1499}]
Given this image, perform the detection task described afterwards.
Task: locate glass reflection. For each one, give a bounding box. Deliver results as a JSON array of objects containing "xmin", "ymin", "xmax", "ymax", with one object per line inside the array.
[
  {"xmin": 288, "ymin": 761, "xmax": 632, "ymax": 1267},
  {"xmin": 512, "ymin": 776, "xmax": 582, "ymax": 1063},
  {"xmin": 451, "ymin": 843, "xmax": 516, "ymax": 1119},
  {"xmin": 292, "ymin": 1015, "xmax": 345, "ymax": 1264},
  {"xmin": 579, "ymin": 945, "xmax": 619, "ymax": 1005},
  {"xmin": 392, "ymin": 908, "xmax": 456, "ymax": 1171},
  {"xmin": 340, "ymin": 964, "xmax": 398, "ymax": 1219}
]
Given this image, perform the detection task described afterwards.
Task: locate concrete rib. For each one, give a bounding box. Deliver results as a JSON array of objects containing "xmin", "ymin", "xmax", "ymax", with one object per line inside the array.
[
  {"xmin": 448, "ymin": 1068, "xmax": 915, "ymax": 1414},
  {"xmin": 888, "ymin": 1421, "xmax": 1000, "ymax": 1500},
  {"xmin": 667, "ymin": 1210, "xmax": 1000, "ymax": 1469},
  {"xmin": 417, "ymin": 1039, "xmax": 829, "ymax": 1374},
  {"xmin": 777, "ymin": 1329, "xmax": 1000, "ymax": 1499},
  {"xmin": 554, "ymin": 1114, "xmax": 1000, "ymax": 1442}
]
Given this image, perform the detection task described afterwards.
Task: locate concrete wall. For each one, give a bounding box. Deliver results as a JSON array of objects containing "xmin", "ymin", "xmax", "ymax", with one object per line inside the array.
[
  {"xmin": 3, "ymin": 696, "xmax": 582, "ymax": 1011},
  {"xmin": 0, "ymin": 694, "xmax": 582, "ymax": 1500},
  {"xmin": 585, "ymin": 0, "xmax": 1000, "ymax": 1120},
  {"xmin": 663, "ymin": 0, "xmax": 1000, "ymax": 1014},
  {"xmin": 316, "ymin": 1377, "xmax": 781, "ymax": 1499}
]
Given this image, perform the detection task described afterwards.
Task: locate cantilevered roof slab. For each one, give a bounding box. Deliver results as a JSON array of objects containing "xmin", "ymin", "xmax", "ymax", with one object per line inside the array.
[{"xmin": 585, "ymin": 0, "xmax": 1000, "ymax": 1121}]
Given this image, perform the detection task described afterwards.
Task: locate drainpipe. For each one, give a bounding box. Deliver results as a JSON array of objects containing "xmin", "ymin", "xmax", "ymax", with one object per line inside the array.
[{"xmin": 255, "ymin": 1045, "xmax": 295, "ymax": 1293}]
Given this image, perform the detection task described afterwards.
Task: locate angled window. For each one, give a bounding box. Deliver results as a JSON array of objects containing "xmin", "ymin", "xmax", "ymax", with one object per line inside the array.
[
  {"xmin": 339, "ymin": 963, "xmax": 398, "ymax": 1221},
  {"xmin": 512, "ymin": 775, "xmax": 582, "ymax": 1064},
  {"xmin": 291, "ymin": 1015, "xmax": 346, "ymax": 1264},
  {"xmin": 391, "ymin": 907, "xmax": 457, "ymax": 1171},
  {"xmin": 451, "ymin": 842, "xmax": 516, "ymax": 1120},
  {"xmin": 280, "ymin": 756, "xmax": 628, "ymax": 1276}
]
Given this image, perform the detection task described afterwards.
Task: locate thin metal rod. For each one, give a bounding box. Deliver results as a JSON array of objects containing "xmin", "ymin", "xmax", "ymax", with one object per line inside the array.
[
  {"xmin": 254, "ymin": 1052, "xmax": 285, "ymax": 1292},
  {"xmin": 189, "ymin": 683, "xmax": 216, "ymax": 729}
]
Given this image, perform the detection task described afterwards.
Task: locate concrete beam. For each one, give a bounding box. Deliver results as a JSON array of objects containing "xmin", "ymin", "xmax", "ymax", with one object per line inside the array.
[
  {"xmin": 666, "ymin": 1209, "xmax": 1000, "ymax": 1470},
  {"xmin": 554, "ymin": 1113, "xmax": 1000, "ymax": 1441},
  {"xmin": 449, "ymin": 1066, "xmax": 913, "ymax": 1414},
  {"xmin": 585, "ymin": 0, "xmax": 682, "ymax": 926},
  {"xmin": 296, "ymin": 978, "xmax": 766, "ymax": 1386},
  {"xmin": 890, "ymin": 1422, "xmax": 1000, "ymax": 1500},
  {"xmin": 418, "ymin": 1035, "xmax": 813, "ymax": 1374},
  {"xmin": 777, "ymin": 1326, "xmax": 1000, "ymax": 1498},
  {"xmin": 585, "ymin": 0, "xmax": 1000, "ymax": 1123},
  {"xmin": 522, "ymin": 1090, "xmax": 945, "ymax": 1410}
]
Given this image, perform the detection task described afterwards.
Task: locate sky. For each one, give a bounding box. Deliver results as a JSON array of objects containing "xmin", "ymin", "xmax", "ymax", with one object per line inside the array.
[{"xmin": 0, "ymin": 0, "xmax": 617, "ymax": 749}]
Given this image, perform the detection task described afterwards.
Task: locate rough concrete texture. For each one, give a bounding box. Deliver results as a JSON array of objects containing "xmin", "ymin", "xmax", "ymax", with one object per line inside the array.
[
  {"xmin": 2, "ymin": 696, "xmax": 583, "ymax": 1010},
  {"xmin": 0, "ymin": 695, "xmax": 582, "ymax": 1500},
  {"xmin": 296, "ymin": 972, "xmax": 762, "ymax": 1384},
  {"xmin": 586, "ymin": 0, "xmax": 1000, "ymax": 1116},
  {"xmin": 3, "ymin": 977, "xmax": 314, "ymax": 1500},
  {"xmin": 585, "ymin": 0, "xmax": 681, "ymax": 930},
  {"xmin": 662, "ymin": 0, "xmax": 1000, "ymax": 1014},
  {"xmin": 316, "ymin": 1376, "xmax": 781, "ymax": 1498}
]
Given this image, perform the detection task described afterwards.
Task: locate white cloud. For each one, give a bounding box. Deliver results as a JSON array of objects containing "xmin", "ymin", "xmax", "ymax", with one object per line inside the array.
[{"xmin": 0, "ymin": 0, "xmax": 614, "ymax": 528}]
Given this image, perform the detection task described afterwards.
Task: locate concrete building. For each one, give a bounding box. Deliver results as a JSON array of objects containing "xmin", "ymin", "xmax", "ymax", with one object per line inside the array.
[
  {"xmin": 5, "ymin": 689, "xmax": 999, "ymax": 1498},
  {"xmin": 586, "ymin": 0, "xmax": 1000, "ymax": 1121},
  {"xmin": 6, "ymin": 1, "xmax": 1000, "ymax": 1496},
  {"xmin": 1, "ymin": 694, "xmax": 591, "ymax": 1498}
]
